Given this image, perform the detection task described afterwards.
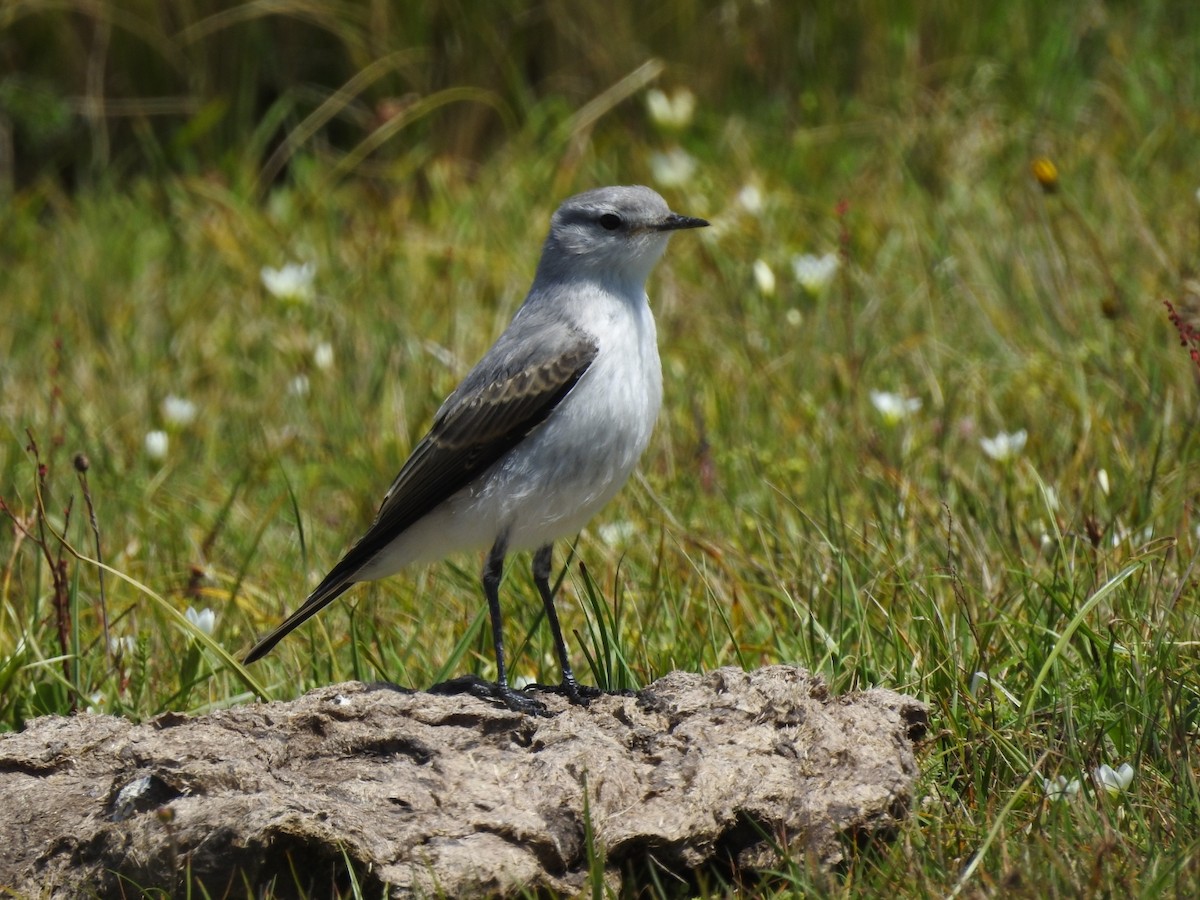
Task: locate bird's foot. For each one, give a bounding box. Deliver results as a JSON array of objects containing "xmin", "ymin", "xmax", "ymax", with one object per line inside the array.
[
  {"xmin": 560, "ymin": 676, "xmax": 601, "ymax": 707},
  {"xmin": 493, "ymin": 683, "xmax": 549, "ymax": 716},
  {"xmin": 525, "ymin": 675, "xmax": 602, "ymax": 707},
  {"xmin": 429, "ymin": 674, "xmax": 550, "ymax": 717}
]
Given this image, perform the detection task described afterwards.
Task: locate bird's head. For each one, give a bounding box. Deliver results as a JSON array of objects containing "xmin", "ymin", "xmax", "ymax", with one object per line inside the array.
[{"xmin": 537, "ymin": 185, "xmax": 708, "ymax": 288}]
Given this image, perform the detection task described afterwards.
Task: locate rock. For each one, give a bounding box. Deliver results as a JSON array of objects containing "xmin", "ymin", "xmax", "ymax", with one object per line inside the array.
[{"xmin": 0, "ymin": 666, "xmax": 926, "ymax": 897}]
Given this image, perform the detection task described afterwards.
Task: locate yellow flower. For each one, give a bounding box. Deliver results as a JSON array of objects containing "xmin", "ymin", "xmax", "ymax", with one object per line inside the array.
[{"xmin": 1032, "ymin": 157, "xmax": 1059, "ymax": 194}]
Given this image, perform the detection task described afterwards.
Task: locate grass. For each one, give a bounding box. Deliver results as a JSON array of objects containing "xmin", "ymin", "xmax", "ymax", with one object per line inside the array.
[{"xmin": 4, "ymin": 1, "xmax": 1200, "ymax": 896}]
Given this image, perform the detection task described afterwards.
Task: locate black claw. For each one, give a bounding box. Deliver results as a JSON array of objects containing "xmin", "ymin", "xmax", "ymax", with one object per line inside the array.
[
  {"xmin": 524, "ymin": 678, "xmax": 602, "ymax": 706},
  {"xmin": 496, "ymin": 685, "xmax": 550, "ymax": 716},
  {"xmin": 429, "ymin": 675, "xmax": 550, "ymax": 717},
  {"xmin": 561, "ymin": 677, "xmax": 599, "ymax": 706}
]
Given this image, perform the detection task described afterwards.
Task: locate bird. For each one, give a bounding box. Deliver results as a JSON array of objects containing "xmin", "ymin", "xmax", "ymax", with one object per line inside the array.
[{"xmin": 244, "ymin": 185, "xmax": 708, "ymax": 714}]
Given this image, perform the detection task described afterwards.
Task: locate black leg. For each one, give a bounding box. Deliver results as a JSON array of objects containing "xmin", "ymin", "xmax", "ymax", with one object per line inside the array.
[
  {"xmin": 481, "ymin": 538, "xmax": 545, "ymax": 715},
  {"xmin": 532, "ymin": 544, "xmax": 594, "ymax": 706},
  {"xmin": 482, "ymin": 540, "xmax": 509, "ymax": 685}
]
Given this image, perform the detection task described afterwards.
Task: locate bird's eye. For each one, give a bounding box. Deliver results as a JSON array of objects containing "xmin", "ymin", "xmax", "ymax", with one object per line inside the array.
[{"xmin": 598, "ymin": 213, "xmax": 622, "ymax": 231}]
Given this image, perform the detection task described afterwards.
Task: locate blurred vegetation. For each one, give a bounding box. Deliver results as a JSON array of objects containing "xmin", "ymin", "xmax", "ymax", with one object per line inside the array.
[
  {"xmin": 4, "ymin": 0, "xmax": 1200, "ymax": 896},
  {"xmin": 3, "ymin": 0, "xmax": 1198, "ymax": 192}
]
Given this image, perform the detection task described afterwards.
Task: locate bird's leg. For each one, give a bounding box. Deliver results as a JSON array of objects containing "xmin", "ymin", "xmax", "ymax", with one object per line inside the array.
[
  {"xmin": 481, "ymin": 538, "xmax": 545, "ymax": 715},
  {"xmin": 532, "ymin": 544, "xmax": 596, "ymax": 706},
  {"xmin": 483, "ymin": 540, "xmax": 511, "ymax": 685}
]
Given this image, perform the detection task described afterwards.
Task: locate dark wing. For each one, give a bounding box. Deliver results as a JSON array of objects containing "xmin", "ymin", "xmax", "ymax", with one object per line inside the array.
[
  {"xmin": 244, "ymin": 335, "xmax": 597, "ymax": 663},
  {"xmin": 370, "ymin": 337, "xmax": 598, "ymax": 543}
]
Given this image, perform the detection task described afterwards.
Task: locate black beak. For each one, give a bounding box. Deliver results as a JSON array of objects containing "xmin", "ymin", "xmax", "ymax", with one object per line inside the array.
[{"xmin": 655, "ymin": 212, "xmax": 710, "ymax": 231}]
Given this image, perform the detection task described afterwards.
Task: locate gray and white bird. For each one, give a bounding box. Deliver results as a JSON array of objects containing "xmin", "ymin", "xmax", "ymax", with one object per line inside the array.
[{"xmin": 244, "ymin": 185, "xmax": 708, "ymax": 713}]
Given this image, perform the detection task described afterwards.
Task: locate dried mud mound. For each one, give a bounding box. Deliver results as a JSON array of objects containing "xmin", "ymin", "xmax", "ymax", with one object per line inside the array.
[{"xmin": 0, "ymin": 666, "xmax": 927, "ymax": 897}]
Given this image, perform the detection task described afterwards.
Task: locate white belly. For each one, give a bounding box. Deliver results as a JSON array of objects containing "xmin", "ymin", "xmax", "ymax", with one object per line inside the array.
[{"xmin": 358, "ymin": 294, "xmax": 663, "ymax": 577}]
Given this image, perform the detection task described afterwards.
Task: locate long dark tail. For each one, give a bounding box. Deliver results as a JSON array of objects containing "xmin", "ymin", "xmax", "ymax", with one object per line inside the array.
[{"xmin": 243, "ymin": 578, "xmax": 354, "ymax": 664}]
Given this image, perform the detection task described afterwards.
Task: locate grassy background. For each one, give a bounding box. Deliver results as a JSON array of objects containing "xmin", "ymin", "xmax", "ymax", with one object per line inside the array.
[{"xmin": 3, "ymin": 0, "xmax": 1200, "ymax": 895}]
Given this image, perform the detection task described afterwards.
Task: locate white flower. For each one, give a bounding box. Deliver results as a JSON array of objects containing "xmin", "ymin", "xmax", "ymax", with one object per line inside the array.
[
  {"xmin": 980, "ymin": 429, "xmax": 1028, "ymax": 461},
  {"xmin": 785, "ymin": 308, "xmax": 802, "ymax": 327},
  {"xmin": 934, "ymin": 256, "xmax": 959, "ymax": 278},
  {"xmin": 161, "ymin": 394, "xmax": 197, "ymax": 426},
  {"xmin": 261, "ymin": 261, "xmax": 316, "ymax": 303},
  {"xmin": 1043, "ymin": 775, "xmax": 1081, "ymax": 801},
  {"xmin": 869, "ymin": 390, "xmax": 922, "ymax": 425},
  {"xmin": 597, "ymin": 521, "xmax": 636, "ymax": 547},
  {"xmin": 752, "ymin": 259, "xmax": 776, "ymax": 296},
  {"xmin": 736, "ymin": 183, "xmax": 764, "ymax": 215},
  {"xmin": 1097, "ymin": 468, "xmax": 1110, "ymax": 496},
  {"xmin": 108, "ymin": 635, "xmax": 137, "ymax": 658},
  {"xmin": 645, "ymin": 88, "xmax": 695, "ymax": 130},
  {"xmin": 313, "ymin": 341, "xmax": 335, "ymax": 370},
  {"xmin": 792, "ymin": 252, "xmax": 840, "ymax": 295},
  {"xmin": 649, "ymin": 147, "xmax": 697, "ymax": 188},
  {"xmin": 1111, "ymin": 523, "xmax": 1130, "ymax": 548},
  {"xmin": 288, "ymin": 374, "xmax": 311, "ymax": 397},
  {"xmin": 184, "ymin": 606, "xmax": 216, "ymax": 635},
  {"xmin": 1093, "ymin": 762, "xmax": 1134, "ymax": 796},
  {"xmin": 1039, "ymin": 532, "xmax": 1055, "ymax": 557},
  {"xmin": 144, "ymin": 430, "xmax": 168, "ymax": 460}
]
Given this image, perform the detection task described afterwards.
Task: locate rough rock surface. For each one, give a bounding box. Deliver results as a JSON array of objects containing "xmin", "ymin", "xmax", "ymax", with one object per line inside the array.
[{"xmin": 0, "ymin": 666, "xmax": 927, "ymax": 897}]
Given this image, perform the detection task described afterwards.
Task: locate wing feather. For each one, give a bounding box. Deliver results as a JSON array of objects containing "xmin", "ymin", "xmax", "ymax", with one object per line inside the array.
[{"xmin": 243, "ymin": 333, "xmax": 597, "ymax": 664}]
